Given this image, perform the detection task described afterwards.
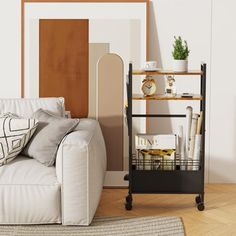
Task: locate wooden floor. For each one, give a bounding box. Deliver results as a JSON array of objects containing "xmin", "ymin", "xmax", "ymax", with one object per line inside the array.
[{"xmin": 96, "ymin": 184, "xmax": 236, "ymax": 236}]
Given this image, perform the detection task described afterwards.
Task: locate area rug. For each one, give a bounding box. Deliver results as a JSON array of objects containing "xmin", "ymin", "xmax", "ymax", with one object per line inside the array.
[{"xmin": 0, "ymin": 216, "xmax": 185, "ymax": 236}]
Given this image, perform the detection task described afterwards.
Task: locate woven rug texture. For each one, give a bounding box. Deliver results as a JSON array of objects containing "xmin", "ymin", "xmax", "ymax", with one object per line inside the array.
[{"xmin": 0, "ymin": 216, "xmax": 185, "ymax": 236}]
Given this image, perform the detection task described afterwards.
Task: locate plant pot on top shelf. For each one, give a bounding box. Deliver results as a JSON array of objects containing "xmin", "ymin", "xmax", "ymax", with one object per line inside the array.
[
  {"xmin": 172, "ymin": 36, "xmax": 190, "ymax": 72},
  {"xmin": 173, "ymin": 59, "xmax": 188, "ymax": 72}
]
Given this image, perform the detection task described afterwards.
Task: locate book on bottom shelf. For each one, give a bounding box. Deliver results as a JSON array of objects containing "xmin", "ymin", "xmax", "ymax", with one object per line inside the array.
[
  {"xmin": 134, "ymin": 134, "xmax": 176, "ymax": 170},
  {"xmin": 135, "ymin": 134, "xmax": 176, "ymax": 150}
]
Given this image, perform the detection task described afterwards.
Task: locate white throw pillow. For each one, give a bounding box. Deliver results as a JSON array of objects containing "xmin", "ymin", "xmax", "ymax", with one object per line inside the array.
[{"xmin": 0, "ymin": 117, "xmax": 38, "ymax": 166}]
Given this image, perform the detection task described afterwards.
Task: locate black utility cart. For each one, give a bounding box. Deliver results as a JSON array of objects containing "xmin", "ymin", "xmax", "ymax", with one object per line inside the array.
[{"xmin": 124, "ymin": 63, "xmax": 206, "ymax": 211}]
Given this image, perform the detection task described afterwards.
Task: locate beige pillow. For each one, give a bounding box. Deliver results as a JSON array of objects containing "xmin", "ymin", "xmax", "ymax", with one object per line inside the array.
[{"xmin": 22, "ymin": 109, "xmax": 79, "ymax": 166}]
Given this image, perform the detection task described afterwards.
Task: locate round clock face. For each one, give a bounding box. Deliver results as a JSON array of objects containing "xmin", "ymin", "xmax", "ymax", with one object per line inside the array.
[{"xmin": 142, "ymin": 80, "xmax": 157, "ymax": 96}]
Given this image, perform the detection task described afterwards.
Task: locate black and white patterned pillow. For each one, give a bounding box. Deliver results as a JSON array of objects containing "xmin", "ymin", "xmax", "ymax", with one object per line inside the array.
[
  {"xmin": 0, "ymin": 118, "xmax": 38, "ymax": 166},
  {"xmin": 0, "ymin": 113, "xmax": 20, "ymax": 118}
]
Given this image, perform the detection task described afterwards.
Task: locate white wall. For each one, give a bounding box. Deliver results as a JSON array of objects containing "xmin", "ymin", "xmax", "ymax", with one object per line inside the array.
[
  {"xmin": 1, "ymin": 0, "xmax": 236, "ymax": 183},
  {"xmin": 149, "ymin": 0, "xmax": 236, "ymax": 183},
  {"xmin": 0, "ymin": 0, "xmax": 21, "ymax": 98},
  {"xmin": 210, "ymin": 0, "xmax": 236, "ymax": 183},
  {"xmin": 149, "ymin": 0, "xmax": 212, "ymax": 182}
]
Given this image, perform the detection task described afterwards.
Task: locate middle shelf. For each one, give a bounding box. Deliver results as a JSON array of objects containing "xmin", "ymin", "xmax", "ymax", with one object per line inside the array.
[{"xmin": 132, "ymin": 94, "xmax": 203, "ymax": 101}]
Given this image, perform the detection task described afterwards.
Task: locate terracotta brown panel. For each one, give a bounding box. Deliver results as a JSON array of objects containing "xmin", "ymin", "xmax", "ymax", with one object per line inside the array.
[
  {"xmin": 98, "ymin": 54, "xmax": 123, "ymax": 171},
  {"xmin": 39, "ymin": 19, "xmax": 88, "ymax": 117}
]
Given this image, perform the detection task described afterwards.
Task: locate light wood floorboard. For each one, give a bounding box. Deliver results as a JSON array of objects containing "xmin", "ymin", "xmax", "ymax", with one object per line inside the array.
[{"xmin": 96, "ymin": 184, "xmax": 236, "ymax": 236}]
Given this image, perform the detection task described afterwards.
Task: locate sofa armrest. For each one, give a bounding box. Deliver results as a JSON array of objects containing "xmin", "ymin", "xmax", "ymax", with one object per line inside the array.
[{"xmin": 56, "ymin": 119, "xmax": 106, "ymax": 225}]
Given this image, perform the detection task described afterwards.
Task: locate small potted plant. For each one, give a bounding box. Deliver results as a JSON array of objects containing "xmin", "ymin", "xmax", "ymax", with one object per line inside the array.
[{"xmin": 172, "ymin": 36, "xmax": 190, "ymax": 72}]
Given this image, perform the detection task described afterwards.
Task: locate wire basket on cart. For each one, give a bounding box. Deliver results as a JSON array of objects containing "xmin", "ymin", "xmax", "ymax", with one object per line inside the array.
[{"xmin": 132, "ymin": 149, "xmax": 201, "ymax": 171}]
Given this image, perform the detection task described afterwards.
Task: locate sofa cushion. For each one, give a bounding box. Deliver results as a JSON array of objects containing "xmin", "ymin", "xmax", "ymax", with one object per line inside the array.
[
  {"xmin": 0, "ymin": 156, "xmax": 61, "ymax": 224},
  {"xmin": 23, "ymin": 109, "xmax": 79, "ymax": 166},
  {"xmin": 0, "ymin": 118, "xmax": 38, "ymax": 166},
  {"xmin": 0, "ymin": 98, "xmax": 65, "ymax": 118}
]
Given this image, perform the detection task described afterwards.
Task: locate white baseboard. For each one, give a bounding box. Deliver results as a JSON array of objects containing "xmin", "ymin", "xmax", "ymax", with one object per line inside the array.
[{"xmin": 104, "ymin": 171, "xmax": 128, "ymax": 187}]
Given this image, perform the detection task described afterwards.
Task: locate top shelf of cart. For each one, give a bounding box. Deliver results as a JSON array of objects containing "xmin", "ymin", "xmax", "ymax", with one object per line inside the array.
[{"xmin": 132, "ymin": 70, "xmax": 203, "ymax": 76}]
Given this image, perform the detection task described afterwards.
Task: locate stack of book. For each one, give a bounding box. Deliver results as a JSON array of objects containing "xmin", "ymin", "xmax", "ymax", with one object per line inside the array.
[{"xmin": 135, "ymin": 134, "xmax": 176, "ymax": 170}]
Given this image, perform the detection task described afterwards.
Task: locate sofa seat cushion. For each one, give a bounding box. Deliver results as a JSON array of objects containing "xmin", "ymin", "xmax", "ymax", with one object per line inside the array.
[{"xmin": 0, "ymin": 156, "xmax": 61, "ymax": 224}]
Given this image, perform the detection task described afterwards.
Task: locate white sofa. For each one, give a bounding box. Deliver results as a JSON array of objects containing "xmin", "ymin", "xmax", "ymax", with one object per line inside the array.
[{"xmin": 0, "ymin": 98, "xmax": 106, "ymax": 225}]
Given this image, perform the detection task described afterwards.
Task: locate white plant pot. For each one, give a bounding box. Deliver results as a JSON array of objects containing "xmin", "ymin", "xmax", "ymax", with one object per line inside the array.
[{"xmin": 173, "ymin": 59, "xmax": 188, "ymax": 72}]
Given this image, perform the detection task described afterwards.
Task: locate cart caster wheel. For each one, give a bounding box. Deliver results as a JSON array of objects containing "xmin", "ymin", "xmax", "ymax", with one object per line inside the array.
[
  {"xmin": 125, "ymin": 194, "xmax": 132, "ymax": 210},
  {"xmin": 126, "ymin": 195, "xmax": 132, "ymax": 203},
  {"xmin": 197, "ymin": 203, "xmax": 205, "ymax": 211},
  {"xmin": 125, "ymin": 202, "xmax": 132, "ymax": 210},
  {"xmin": 195, "ymin": 195, "xmax": 201, "ymax": 204},
  {"xmin": 124, "ymin": 174, "xmax": 129, "ymax": 181}
]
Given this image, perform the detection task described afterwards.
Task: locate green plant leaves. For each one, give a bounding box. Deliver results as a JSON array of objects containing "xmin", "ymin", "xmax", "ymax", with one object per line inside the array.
[{"xmin": 172, "ymin": 36, "xmax": 190, "ymax": 60}]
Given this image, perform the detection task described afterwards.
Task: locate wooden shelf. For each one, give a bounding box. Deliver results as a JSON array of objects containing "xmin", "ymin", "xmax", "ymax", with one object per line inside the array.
[
  {"xmin": 132, "ymin": 94, "xmax": 203, "ymax": 101},
  {"xmin": 133, "ymin": 70, "xmax": 203, "ymax": 76}
]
